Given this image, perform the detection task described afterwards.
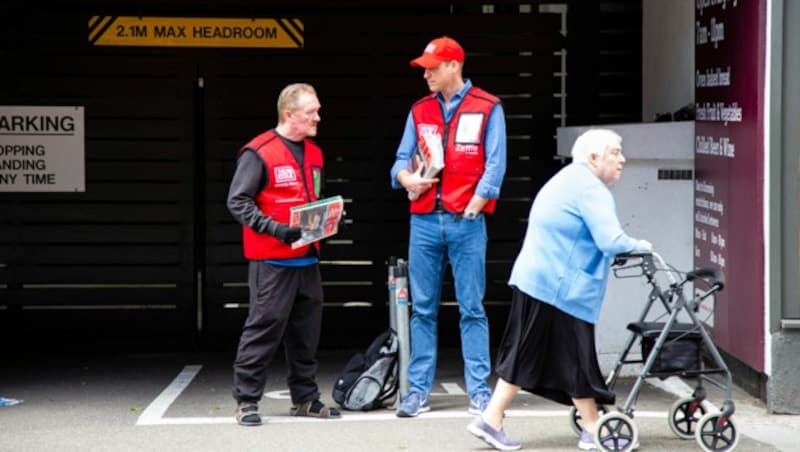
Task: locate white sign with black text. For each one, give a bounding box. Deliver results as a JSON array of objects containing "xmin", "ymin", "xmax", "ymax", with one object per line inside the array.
[{"xmin": 0, "ymin": 105, "xmax": 85, "ymax": 192}]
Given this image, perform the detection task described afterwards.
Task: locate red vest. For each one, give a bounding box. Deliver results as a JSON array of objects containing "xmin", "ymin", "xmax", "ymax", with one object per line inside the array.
[
  {"xmin": 240, "ymin": 130, "xmax": 324, "ymax": 260},
  {"xmin": 409, "ymin": 87, "xmax": 499, "ymax": 214}
]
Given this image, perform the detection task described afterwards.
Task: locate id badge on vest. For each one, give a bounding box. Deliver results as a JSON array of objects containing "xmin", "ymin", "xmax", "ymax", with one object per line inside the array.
[
  {"xmin": 454, "ymin": 112, "xmax": 484, "ymax": 144},
  {"xmin": 311, "ymin": 166, "xmax": 322, "ymax": 198}
]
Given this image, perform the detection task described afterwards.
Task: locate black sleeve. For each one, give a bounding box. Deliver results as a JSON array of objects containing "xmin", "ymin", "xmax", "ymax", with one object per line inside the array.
[{"xmin": 226, "ymin": 149, "xmax": 280, "ymax": 235}]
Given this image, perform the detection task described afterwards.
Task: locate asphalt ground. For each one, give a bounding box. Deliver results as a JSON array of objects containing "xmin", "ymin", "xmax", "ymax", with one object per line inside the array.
[{"xmin": 1, "ymin": 348, "xmax": 798, "ymax": 452}]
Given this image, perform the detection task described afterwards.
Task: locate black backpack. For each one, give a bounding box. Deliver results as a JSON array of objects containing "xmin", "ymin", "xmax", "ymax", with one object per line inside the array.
[{"xmin": 332, "ymin": 329, "xmax": 399, "ymax": 411}]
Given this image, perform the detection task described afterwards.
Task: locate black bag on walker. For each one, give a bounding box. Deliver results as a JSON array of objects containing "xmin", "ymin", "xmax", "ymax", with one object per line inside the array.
[
  {"xmin": 332, "ymin": 329, "xmax": 399, "ymax": 410},
  {"xmin": 640, "ymin": 327, "xmax": 702, "ymax": 374}
]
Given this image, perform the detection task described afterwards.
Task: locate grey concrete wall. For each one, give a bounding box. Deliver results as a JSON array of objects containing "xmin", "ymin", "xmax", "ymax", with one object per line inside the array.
[{"xmin": 768, "ymin": 331, "xmax": 800, "ymax": 413}]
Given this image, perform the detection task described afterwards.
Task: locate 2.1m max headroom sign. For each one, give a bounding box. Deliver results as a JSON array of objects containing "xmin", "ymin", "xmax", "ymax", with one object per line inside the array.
[{"xmin": 88, "ymin": 16, "xmax": 304, "ymax": 48}]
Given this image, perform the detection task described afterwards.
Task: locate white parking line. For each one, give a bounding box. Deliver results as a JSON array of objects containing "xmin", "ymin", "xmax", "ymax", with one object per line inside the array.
[
  {"xmin": 440, "ymin": 382, "xmax": 466, "ymax": 395},
  {"xmin": 137, "ymin": 365, "xmax": 203, "ymax": 426},
  {"xmin": 142, "ymin": 408, "xmax": 668, "ymax": 426},
  {"xmin": 137, "ymin": 364, "xmax": 667, "ymax": 426}
]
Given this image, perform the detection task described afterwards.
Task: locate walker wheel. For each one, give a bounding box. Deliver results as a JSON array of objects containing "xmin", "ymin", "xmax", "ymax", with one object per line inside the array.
[
  {"xmin": 569, "ymin": 404, "xmax": 609, "ymax": 436},
  {"xmin": 594, "ymin": 412, "xmax": 639, "ymax": 451},
  {"xmin": 668, "ymin": 396, "xmax": 707, "ymax": 439},
  {"xmin": 695, "ymin": 411, "xmax": 739, "ymax": 451}
]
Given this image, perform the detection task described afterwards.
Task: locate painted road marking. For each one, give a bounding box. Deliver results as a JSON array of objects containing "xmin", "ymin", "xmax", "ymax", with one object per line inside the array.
[
  {"xmin": 440, "ymin": 382, "xmax": 466, "ymax": 395},
  {"xmin": 137, "ymin": 364, "xmax": 668, "ymax": 426},
  {"xmin": 145, "ymin": 409, "xmax": 669, "ymax": 426},
  {"xmin": 137, "ymin": 365, "xmax": 202, "ymax": 426}
]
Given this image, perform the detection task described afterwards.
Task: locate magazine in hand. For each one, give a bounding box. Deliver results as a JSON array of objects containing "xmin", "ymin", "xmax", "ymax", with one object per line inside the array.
[
  {"xmin": 417, "ymin": 131, "xmax": 445, "ymax": 179},
  {"xmin": 407, "ymin": 132, "xmax": 445, "ymax": 200},
  {"xmin": 289, "ymin": 195, "xmax": 345, "ymax": 249}
]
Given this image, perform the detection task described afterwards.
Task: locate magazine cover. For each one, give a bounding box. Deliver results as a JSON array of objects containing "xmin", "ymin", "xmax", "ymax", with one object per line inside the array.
[
  {"xmin": 417, "ymin": 131, "xmax": 445, "ymax": 179},
  {"xmin": 289, "ymin": 195, "xmax": 344, "ymax": 249}
]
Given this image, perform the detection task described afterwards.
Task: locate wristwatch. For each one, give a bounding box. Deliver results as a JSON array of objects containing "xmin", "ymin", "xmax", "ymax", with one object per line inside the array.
[{"xmin": 464, "ymin": 211, "xmax": 478, "ymax": 220}]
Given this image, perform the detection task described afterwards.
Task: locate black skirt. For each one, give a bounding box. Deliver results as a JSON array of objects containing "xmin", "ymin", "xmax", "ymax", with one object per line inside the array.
[{"xmin": 494, "ymin": 287, "xmax": 615, "ymax": 406}]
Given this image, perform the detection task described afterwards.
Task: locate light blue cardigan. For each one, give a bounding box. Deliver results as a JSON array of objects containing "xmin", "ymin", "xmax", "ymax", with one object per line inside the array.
[{"xmin": 508, "ymin": 162, "xmax": 649, "ymax": 324}]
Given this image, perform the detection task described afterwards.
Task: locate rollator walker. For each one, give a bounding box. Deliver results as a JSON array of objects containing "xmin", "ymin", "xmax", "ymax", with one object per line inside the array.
[{"xmin": 569, "ymin": 252, "xmax": 737, "ymax": 452}]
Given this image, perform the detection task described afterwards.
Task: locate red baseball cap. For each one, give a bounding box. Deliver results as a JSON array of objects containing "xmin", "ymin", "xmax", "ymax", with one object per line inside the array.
[{"xmin": 409, "ymin": 36, "xmax": 465, "ymax": 69}]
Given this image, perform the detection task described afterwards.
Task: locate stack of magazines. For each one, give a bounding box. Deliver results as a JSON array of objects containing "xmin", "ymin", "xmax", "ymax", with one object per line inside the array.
[
  {"xmin": 289, "ymin": 195, "xmax": 345, "ymax": 249},
  {"xmin": 408, "ymin": 132, "xmax": 444, "ymax": 200}
]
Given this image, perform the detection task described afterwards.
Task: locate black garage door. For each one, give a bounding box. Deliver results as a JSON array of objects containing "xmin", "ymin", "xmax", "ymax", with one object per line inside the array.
[{"xmin": 0, "ymin": 1, "xmax": 641, "ymax": 352}]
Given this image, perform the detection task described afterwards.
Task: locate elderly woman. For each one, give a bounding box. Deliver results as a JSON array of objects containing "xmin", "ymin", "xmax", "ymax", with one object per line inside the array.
[{"xmin": 467, "ymin": 129, "xmax": 651, "ymax": 451}]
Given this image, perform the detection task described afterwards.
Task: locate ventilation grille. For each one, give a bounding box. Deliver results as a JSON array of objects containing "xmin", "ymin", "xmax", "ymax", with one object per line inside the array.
[{"xmin": 657, "ymin": 169, "xmax": 693, "ymax": 180}]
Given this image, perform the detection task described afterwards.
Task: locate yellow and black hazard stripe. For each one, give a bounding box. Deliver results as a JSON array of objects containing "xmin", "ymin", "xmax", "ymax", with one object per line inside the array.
[
  {"xmin": 277, "ymin": 18, "xmax": 304, "ymax": 48},
  {"xmin": 88, "ymin": 16, "xmax": 118, "ymax": 45}
]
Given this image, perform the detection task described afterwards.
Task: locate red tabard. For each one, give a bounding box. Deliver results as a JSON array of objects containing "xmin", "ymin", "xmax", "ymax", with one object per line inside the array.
[
  {"xmin": 239, "ymin": 130, "xmax": 323, "ymax": 260},
  {"xmin": 409, "ymin": 87, "xmax": 499, "ymax": 214}
]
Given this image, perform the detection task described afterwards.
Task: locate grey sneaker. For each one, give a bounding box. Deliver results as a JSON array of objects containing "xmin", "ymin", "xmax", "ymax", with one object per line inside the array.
[
  {"xmin": 467, "ymin": 416, "xmax": 521, "ymax": 451},
  {"xmin": 579, "ymin": 430, "xmax": 596, "ymax": 450},
  {"xmin": 468, "ymin": 391, "xmax": 492, "ymax": 414},
  {"xmin": 235, "ymin": 402, "xmax": 262, "ymax": 426},
  {"xmin": 396, "ymin": 392, "xmax": 430, "ymax": 418}
]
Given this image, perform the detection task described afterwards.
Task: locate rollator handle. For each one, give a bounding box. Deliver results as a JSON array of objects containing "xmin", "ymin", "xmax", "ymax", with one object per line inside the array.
[
  {"xmin": 613, "ymin": 251, "xmax": 652, "ymax": 266},
  {"xmin": 686, "ymin": 267, "xmax": 725, "ymax": 291}
]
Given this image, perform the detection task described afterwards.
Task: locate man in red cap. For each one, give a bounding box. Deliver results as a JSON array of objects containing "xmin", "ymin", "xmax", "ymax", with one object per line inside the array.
[{"xmin": 390, "ymin": 36, "xmax": 507, "ymax": 418}]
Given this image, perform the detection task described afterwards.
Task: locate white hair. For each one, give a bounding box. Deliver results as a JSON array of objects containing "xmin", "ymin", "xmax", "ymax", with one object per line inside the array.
[{"xmin": 570, "ymin": 129, "xmax": 622, "ymax": 164}]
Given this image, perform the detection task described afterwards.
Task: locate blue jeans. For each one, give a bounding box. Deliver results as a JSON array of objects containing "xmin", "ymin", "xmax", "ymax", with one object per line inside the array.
[{"xmin": 406, "ymin": 212, "xmax": 491, "ymax": 398}]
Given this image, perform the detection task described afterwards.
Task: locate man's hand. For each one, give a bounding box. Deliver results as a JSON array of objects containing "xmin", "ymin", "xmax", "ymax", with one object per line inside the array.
[
  {"xmin": 271, "ymin": 223, "xmax": 303, "ymax": 244},
  {"xmin": 463, "ymin": 195, "xmax": 488, "ymax": 218},
  {"xmin": 399, "ymin": 159, "xmax": 439, "ymax": 199}
]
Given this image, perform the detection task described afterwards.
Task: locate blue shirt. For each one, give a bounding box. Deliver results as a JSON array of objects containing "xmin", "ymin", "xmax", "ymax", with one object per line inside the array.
[
  {"xmin": 508, "ymin": 163, "xmax": 649, "ymax": 324},
  {"xmin": 389, "ymin": 79, "xmax": 506, "ymax": 201},
  {"xmin": 265, "ymin": 257, "xmax": 318, "ymax": 267}
]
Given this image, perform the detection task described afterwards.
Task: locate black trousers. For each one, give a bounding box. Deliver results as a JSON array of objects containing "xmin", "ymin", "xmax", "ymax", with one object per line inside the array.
[{"xmin": 232, "ymin": 261, "xmax": 323, "ymax": 405}]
